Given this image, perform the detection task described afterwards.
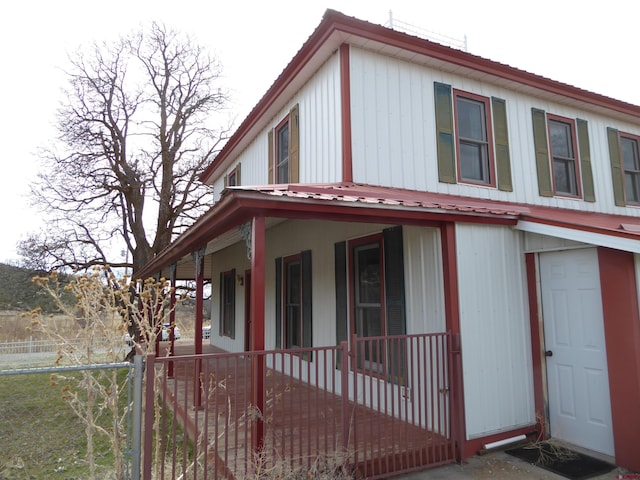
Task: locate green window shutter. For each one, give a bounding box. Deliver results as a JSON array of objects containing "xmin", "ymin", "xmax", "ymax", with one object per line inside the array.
[
  {"xmin": 268, "ymin": 130, "xmax": 274, "ymax": 184},
  {"xmin": 383, "ymin": 226, "xmax": 406, "ymax": 386},
  {"xmin": 576, "ymin": 119, "xmax": 595, "ymax": 202},
  {"xmin": 301, "ymin": 250, "xmax": 312, "ymax": 349},
  {"xmin": 491, "ymin": 97, "xmax": 513, "ymax": 192},
  {"xmin": 434, "ymin": 82, "xmax": 456, "ymax": 184},
  {"xmin": 275, "ymin": 257, "xmax": 282, "ymax": 348},
  {"xmin": 334, "ymin": 241, "xmax": 348, "ymax": 369},
  {"xmin": 531, "ymin": 108, "xmax": 553, "ymax": 197},
  {"xmin": 236, "ymin": 162, "xmax": 241, "ymax": 186},
  {"xmin": 223, "ymin": 174, "xmax": 228, "ymax": 188},
  {"xmin": 607, "ymin": 127, "xmax": 626, "ymax": 206},
  {"xmin": 289, "ymin": 104, "xmax": 300, "ymax": 183}
]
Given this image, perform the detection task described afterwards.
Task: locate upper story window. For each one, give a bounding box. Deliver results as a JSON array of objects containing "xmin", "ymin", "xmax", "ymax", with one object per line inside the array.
[
  {"xmin": 531, "ymin": 108, "xmax": 595, "ymax": 202},
  {"xmin": 268, "ymin": 103, "xmax": 300, "ymax": 184},
  {"xmin": 547, "ymin": 116, "xmax": 580, "ymax": 197},
  {"xmin": 276, "ymin": 118, "xmax": 290, "ymax": 183},
  {"xmin": 224, "ymin": 163, "xmax": 241, "ymax": 188},
  {"xmin": 608, "ymin": 128, "xmax": 640, "ymax": 207},
  {"xmin": 454, "ymin": 91, "xmax": 495, "ymax": 186},
  {"xmin": 620, "ymin": 134, "xmax": 640, "ymax": 204},
  {"xmin": 434, "ymin": 82, "xmax": 513, "ymax": 192}
]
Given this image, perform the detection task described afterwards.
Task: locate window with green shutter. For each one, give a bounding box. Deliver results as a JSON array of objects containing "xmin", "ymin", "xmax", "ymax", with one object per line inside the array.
[
  {"xmin": 608, "ymin": 127, "xmax": 640, "ymax": 206},
  {"xmin": 433, "ymin": 82, "xmax": 512, "ymax": 191},
  {"xmin": 268, "ymin": 104, "xmax": 300, "ymax": 184}
]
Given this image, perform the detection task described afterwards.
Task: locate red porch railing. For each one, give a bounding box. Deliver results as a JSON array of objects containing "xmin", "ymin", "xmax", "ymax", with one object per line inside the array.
[{"xmin": 143, "ymin": 332, "xmax": 458, "ymax": 479}]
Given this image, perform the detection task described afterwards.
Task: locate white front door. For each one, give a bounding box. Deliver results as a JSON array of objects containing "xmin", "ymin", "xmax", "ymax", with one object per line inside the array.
[{"xmin": 539, "ymin": 248, "xmax": 614, "ymax": 455}]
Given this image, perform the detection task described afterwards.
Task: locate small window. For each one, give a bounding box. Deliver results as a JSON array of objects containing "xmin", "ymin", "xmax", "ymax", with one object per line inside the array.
[
  {"xmin": 227, "ymin": 166, "xmax": 240, "ymax": 187},
  {"xmin": 454, "ymin": 91, "xmax": 495, "ymax": 186},
  {"xmin": 620, "ymin": 134, "xmax": 640, "ymax": 204},
  {"xmin": 275, "ymin": 118, "xmax": 290, "ymax": 183},
  {"xmin": 283, "ymin": 254, "xmax": 302, "ymax": 348},
  {"xmin": 220, "ymin": 269, "xmax": 235, "ymax": 338},
  {"xmin": 547, "ymin": 116, "xmax": 580, "ymax": 197}
]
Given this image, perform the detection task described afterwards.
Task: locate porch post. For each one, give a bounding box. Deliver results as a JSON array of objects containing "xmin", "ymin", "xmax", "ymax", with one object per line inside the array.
[
  {"xmin": 192, "ymin": 247, "xmax": 206, "ymax": 408},
  {"xmin": 168, "ymin": 263, "xmax": 177, "ymax": 379},
  {"xmin": 250, "ymin": 215, "xmax": 266, "ymax": 452},
  {"xmin": 440, "ymin": 222, "xmax": 465, "ymax": 460}
]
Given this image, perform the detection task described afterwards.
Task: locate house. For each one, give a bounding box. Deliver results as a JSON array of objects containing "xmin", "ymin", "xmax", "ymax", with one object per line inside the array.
[{"xmin": 137, "ymin": 9, "xmax": 640, "ymax": 473}]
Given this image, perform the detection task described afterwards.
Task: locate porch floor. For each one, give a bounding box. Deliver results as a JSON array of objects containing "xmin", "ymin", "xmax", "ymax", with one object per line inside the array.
[{"xmin": 159, "ymin": 341, "xmax": 454, "ymax": 479}]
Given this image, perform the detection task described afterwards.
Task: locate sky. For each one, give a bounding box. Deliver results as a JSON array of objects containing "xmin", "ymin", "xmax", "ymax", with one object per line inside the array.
[{"xmin": 1, "ymin": 0, "xmax": 639, "ymax": 264}]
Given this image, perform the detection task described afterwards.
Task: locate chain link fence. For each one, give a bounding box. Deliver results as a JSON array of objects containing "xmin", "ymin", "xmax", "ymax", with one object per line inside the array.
[{"xmin": 0, "ymin": 356, "xmax": 143, "ymax": 480}]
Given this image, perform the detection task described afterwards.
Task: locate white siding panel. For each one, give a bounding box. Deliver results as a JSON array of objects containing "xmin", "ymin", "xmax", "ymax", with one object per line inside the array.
[
  {"xmin": 455, "ymin": 224, "xmax": 535, "ymax": 438},
  {"xmin": 523, "ymin": 232, "xmax": 588, "ymax": 253},
  {"xmin": 349, "ymin": 46, "xmax": 640, "ymax": 218},
  {"xmin": 404, "ymin": 226, "xmax": 446, "ymax": 333}
]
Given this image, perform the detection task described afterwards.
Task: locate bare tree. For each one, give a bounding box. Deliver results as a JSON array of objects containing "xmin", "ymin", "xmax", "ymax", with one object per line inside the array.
[{"xmin": 23, "ymin": 22, "xmax": 231, "ymax": 274}]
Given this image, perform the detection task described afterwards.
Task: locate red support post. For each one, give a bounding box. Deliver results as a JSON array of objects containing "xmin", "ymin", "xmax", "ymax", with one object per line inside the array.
[
  {"xmin": 142, "ymin": 354, "xmax": 156, "ymax": 480},
  {"xmin": 250, "ymin": 216, "xmax": 266, "ymax": 452},
  {"xmin": 168, "ymin": 264, "xmax": 177, "ymax": 378},
  {"xmin": 193, "ymin": 247, "xmax": 206, "ymax": 408}
]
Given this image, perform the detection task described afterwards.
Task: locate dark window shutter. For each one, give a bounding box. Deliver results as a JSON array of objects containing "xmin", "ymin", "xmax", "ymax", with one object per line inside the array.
[
  {"xmin": 223, "ymin": 174, "xmax": 228, "ymax": 188},
  {"xmin": 334, "ymin": 241, "xmax": 348, "ymax": 369},
  {"xmin": 219, "ymin": 271, "xmax": 224, "ymax": 337},
  {"xmin": 434, "ymin": 82, "xmax": 456, "ymax": 184},
  {"xmin": 289, "ymin": 104, "xmax": 300, "ymax": 183},
  {"xmin": 301, "ymin": 250, "xmax": 312, "ymax": 349},
  {"xmin": 275, "ymin": 257, "xmax": 282, "ymax": 348},
  {"xmin": 492, "ymin": 97, "xmax": 513, "ymax": 192},
  {"xmin": 576, "ymin": 119, "xmax": 595, "ymax": 202},
  {"xmin": 268, "ymin": 130, "xmax": 274, "ymax": 184},
  {"xmin": 383, "ymin": 226, "xmax": 406, "ymax": 335},
  {"xmin": 383, "ymin": 226, "xmax": 406, "ymax": 385},
  {"xmin": 236, "ymin": 162, "xmax": 242, "ymax": 186},
  {"xmin": 229, "ymin": 268, "xmax": 236, "ymax": 339},
  {"xmin": 607, "ymin": 127, "xmax": 626, "ymax": 206},
  {"xmin": 531, "ymin": 108, "xmax": 553, "ymax": 197}
]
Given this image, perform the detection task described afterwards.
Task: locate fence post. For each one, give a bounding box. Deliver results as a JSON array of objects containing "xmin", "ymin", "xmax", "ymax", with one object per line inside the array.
[
  {"xmin": 142, "ymin": 354, "xmax": 156, "ymax": 480},
  {"xmin": 131, "ymin": 355, "xmax": 143, "ymax": 480},
  {"xmin": 340, "ymin": 341, "xmax": 350, "ymax": 451}
]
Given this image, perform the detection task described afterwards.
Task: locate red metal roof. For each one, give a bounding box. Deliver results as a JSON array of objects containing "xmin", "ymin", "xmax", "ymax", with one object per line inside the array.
[{"xmin": 233, "ymin": 182, "xmax": 529, "ymax": 216}]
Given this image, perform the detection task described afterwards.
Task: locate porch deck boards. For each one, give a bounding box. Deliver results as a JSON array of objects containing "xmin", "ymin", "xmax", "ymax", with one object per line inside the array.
[{"xmin": 159, "ymin": 343, "xmax": 453, "ymax": 478}]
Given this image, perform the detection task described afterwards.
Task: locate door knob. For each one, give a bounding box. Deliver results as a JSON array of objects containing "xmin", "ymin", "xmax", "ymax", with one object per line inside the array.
[{"xmin": 545, "ymin": 350, "xmax": 553, "ymax": 357}]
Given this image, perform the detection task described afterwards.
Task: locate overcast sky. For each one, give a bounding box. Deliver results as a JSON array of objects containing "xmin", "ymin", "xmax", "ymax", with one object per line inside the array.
[{"xmin": 1, "ymin": 0, "xmax": 639, "ymax": 264}]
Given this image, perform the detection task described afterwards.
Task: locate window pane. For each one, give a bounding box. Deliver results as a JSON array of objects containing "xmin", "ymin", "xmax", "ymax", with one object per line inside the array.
[
  {"xmin": 621, "ymin": 137, "xmax": 640, "ymax": 171},
  {"xmin": 626, "ymin": 172, "xmax": 640, "ymax": 204},
  {"xmin": 459, "ymin": 142, "xmax": 488, "ymax": 181},
  {"xmin": 355, "ymin": 244, "xmax": 380, "ymax": 304},
  {"xmin": 549, "ymin": 120, "xmax": 573, "ymax": 158},
  {"xmin": 553, "ymin": 158, "xmax": 576, "ymax": 194},
  {"xmin": 457, "ymin": 97, "xmax": 486, "ymax": 141}
]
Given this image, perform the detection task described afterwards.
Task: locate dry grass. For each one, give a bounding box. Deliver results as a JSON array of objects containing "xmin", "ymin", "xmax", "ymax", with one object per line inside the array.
[{"xmin": 0, "ymin": 304, "xmax": 200, "ymax": 343}]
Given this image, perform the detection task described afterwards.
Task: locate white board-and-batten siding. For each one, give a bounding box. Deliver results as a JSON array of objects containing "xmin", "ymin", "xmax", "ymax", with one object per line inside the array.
[
  {"xmin": 209, "ymin": 221, "xmax": 445, "ymax": 349},
  {"xmin": 455, "ymin": 223, "xmax": 535, "ymax": 439},
  {"xmin": 211, "ymin": 53, "xmax": 343, "ymax": 200},
  {"xmin": 348, "ymin": 46, "xmax": 640, "ymax": 218}
]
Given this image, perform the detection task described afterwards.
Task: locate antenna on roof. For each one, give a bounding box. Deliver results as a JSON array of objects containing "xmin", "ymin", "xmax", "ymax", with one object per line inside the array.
[{"xmin": 385, "ymin": 10, "xmax": 468, "ymax": 52}]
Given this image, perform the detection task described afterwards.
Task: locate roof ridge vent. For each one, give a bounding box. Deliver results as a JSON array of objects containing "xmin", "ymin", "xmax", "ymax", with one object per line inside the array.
[{"xmin": 384, "ymin": 10, "xmax": 468, "ymax": 52}]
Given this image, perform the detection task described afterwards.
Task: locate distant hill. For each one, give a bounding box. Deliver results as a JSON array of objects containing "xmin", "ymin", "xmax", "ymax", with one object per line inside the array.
[{"xmin": 0, "ymin": 263, "xmax": 73, "ymax": 312}]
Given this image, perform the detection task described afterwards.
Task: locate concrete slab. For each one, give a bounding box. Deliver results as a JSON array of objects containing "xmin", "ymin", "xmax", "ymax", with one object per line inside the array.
[{"xmin": 401, "ymin": 450, "xmax": 633, "ymax": 480}]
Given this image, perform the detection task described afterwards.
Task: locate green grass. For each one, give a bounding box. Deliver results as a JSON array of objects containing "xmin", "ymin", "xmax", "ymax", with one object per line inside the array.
[{"xmin": 0, "ymin": 370, "xmax": 130, "ymax": 479}]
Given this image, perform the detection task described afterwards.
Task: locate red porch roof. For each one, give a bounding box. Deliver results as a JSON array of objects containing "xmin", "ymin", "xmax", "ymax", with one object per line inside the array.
[{"xmin": 137, "ymin": 182, "xmax": 640, "ymax": 280}]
